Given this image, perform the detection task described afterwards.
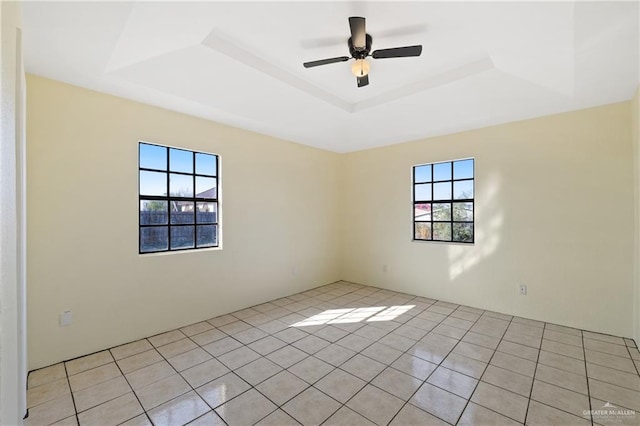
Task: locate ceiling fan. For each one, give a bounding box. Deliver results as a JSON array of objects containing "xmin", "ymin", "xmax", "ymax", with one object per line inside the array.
[{"xmin": 303, "ymin": 17, "xmax": 423, "ymax": 88}]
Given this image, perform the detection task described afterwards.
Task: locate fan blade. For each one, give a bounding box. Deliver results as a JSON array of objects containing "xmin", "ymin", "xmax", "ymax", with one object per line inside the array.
[
  {"xmin": 376, "ymin": 24, "xmax": 428, "ymax": 39},
  {"xmin": 357, "ymin": 75, "xmax": 369, "ymax": 87},
  {"xmin": 349, "ymin": 16, "xmax": 366, "ymax": 49},
  {"xmin": 303, "ymin": 56, "xmax": 350, "ymax": 68},
  {"xmin": 300, "ymin": 36, "xmax": 347, "ymax": 49},
  {"xmin": 372, "ymin": 45, "xmax": 422, "ymax": 59}
]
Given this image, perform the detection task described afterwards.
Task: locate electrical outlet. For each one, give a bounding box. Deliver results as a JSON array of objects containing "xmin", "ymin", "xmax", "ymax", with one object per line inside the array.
[
  {"xmin": 519, "ymin": 284, "xmax": 527, "ymax": 295},
  {"xmin": 59, "ymin": 310, "xmax": 72, "ymax": 327},
  {"xmin": 382, "ymin": 264, "xmax": 388, "ymax": 273}
]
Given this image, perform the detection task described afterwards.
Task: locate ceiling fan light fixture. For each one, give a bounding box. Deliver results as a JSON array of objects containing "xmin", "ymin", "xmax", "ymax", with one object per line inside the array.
[
  {"xmin": 351, "ymin": 59, "xmax": 370, "ymax": 77},
  {"xmin": 303, "ymin": 17, "xmax": 422, "ymax": 87}
]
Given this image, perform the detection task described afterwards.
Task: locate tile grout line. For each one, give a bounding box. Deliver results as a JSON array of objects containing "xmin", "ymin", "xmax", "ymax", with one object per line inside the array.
[
  {"xmin": 626, "ymin": 343, "xmax": 640, "ymax": 377},
  {"xmin": 266, "ymin": 288, "xmax": 438, "ymax": 425},
  {"xmin": 525, "ymin": 330, "xmax": 604, "ymax": 423},
  {"xmin": 144, "ymin": 322, "xmax": 294, "ymax": 424},
  {"xmin": 109, "ymin": 342, "xmax": 154, "ymax": 426},
  {"xmin": 65, "ymin": 360, "xmax": 141, "ymax": 423},
  {"xmin": 524, "ymin": 327, "xmax": 599, "ymax": 424},
  {"xmin": 62, "ymin": 362, "xmax": 81, "ymax": 426},
  {"xmin": 205, "ymin": 320, "xmax": 328, "ymax": 425},
  {"xmin": 524, "ymin": 337, "xmax": 611, "ymax": 424},
  {"xmin": 312, "ymin": 294, "xmax": 440, "ymax": 426},
  {"xmin": 581, "ymin": 329, "xmax": 595, "ymax": 425},
  {"xmin": 200, "ymin": 283, "xmax": 371, "ymax": 425},
  {"xmin": 383, "ymin": 301, "xmax": 495, "ymax": 426},
  {"xmin": 326, "ymin": 300, "xmax": 574, "ymax": 425},
  {"xmin": 144, "ymin": 328, "xmax": 237, "ymax": 424},
  {"xmin": 300, "ymin": 287, "xmax": 423, "ymax": 425},
  {"xmin": 174, "ymin": 323, "xmax": 290, "ymax": 424},
  {"xmin": 523, "ymin": 321, "xmax": 546, "ymax": 425},
  {"xmin": 194, "ymin": 330, "xmax": 281, "ymax": 423},
  {"xmin": 318, "ymin": 296, "xmax": 440, "ymax": 425},
  {"xmin": 449, "ymin": 310, "xmax": 517, "ymax": 425},
  {"xmin": 247, "ymin": 283, "xmax": 382, "ymax": 425}
]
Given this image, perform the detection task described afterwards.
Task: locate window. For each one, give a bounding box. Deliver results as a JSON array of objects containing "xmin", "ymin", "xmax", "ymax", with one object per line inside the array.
[
  {"xmin": 413, "ymin": 158, "xmax": 474, "ymax": 243},
  {"xmin": 139, "ymin": 142, "xmax": 219, "ymax": 253}
]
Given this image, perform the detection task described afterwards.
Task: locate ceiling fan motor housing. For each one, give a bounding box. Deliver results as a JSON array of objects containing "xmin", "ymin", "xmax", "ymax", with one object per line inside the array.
[{"xmin": 348, "ymin": 34, "xmax": 373, "ymax": 59}]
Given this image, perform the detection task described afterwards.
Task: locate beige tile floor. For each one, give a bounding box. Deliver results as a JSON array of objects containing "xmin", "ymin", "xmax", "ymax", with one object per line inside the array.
[{"xmin": 25, "ymin": 281, "xmax": 640, "ymax": 426}]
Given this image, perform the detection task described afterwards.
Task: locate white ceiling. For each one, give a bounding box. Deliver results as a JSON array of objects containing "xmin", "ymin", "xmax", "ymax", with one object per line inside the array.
[{"xmin": 21, "ymin": 1, "xmax": 640, "ymax": 153}]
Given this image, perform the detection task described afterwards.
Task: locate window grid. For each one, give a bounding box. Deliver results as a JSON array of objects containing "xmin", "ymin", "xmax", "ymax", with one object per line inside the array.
[
  {"xmin": 413, "ymin": 159, "xmax": 474, "ymax": 243},
  {"xmin": 139, "ymin": 142, "xmax": 219, "ymax": 254}
]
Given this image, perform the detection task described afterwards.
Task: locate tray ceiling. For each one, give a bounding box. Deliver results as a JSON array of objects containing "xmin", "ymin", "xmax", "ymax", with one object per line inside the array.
[{"xmin": 22, "ymin": 1, "xmax": 639, "ymax": 152}]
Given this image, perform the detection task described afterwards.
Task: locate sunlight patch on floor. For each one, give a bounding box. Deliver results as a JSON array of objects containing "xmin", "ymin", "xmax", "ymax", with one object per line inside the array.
[{"xmin": 291, "ymin": 305, "xmax": 415, "ymax": 327}]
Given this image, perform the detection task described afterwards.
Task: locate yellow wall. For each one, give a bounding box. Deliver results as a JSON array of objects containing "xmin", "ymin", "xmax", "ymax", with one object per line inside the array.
[
  {"xmin": 26, "ymin": 75, "xmax": 342, "ymax": 369},
  {"xmin": 27, "ymin": 75, "xmax": 638, "ymax": 369},
  {"xmin": 342, "ymin": 103, "xmax": 634, "ymax": 338}
]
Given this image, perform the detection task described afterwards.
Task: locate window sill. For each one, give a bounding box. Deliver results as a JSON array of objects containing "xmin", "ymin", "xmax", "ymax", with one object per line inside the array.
[
  {"xmin": 138, "ymin": 246, "xmax": 222, "ymax": 257},
  {"xmin": 411, "ymin": 239, "xmax": 475, "ymax": 246}
]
